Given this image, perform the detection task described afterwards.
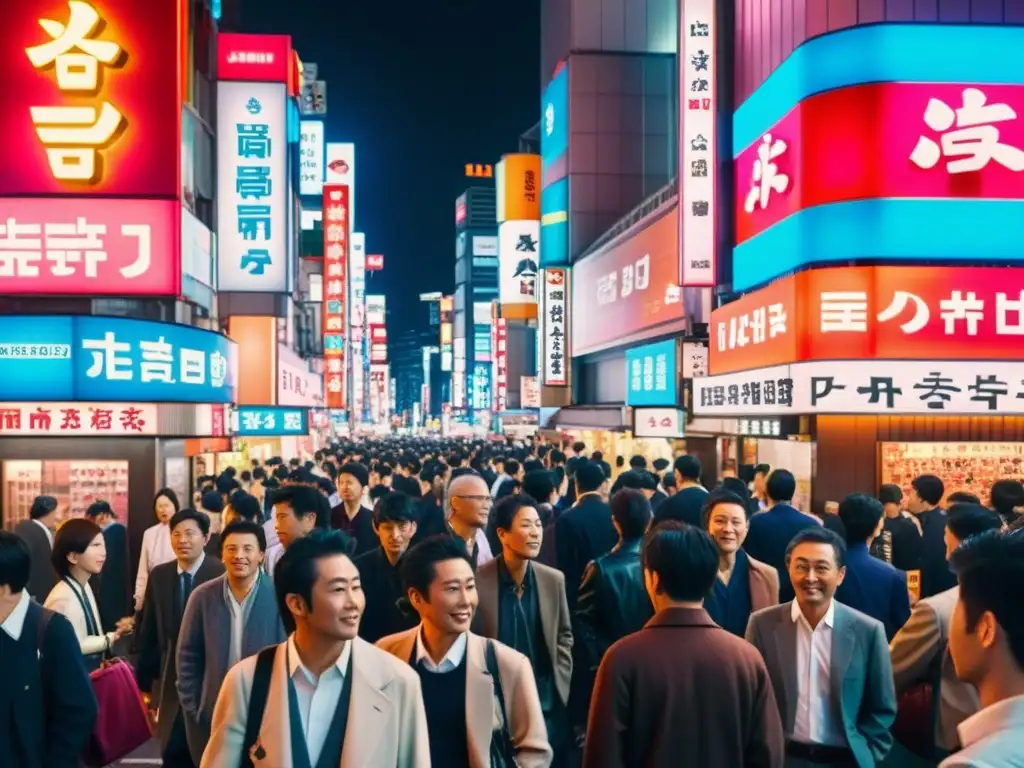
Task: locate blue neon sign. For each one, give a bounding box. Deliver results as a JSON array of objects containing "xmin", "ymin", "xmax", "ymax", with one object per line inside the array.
[
  {"xmin": 541, "ymin": 64, "xmax": 569, "ymax": 182},
  {"xmin": 625, "ymin": 340, "xmax": 678, "ymax": 407},
  {"xmin": 234, "ymin": 406, "xmax": 309, "ymax": 437}
]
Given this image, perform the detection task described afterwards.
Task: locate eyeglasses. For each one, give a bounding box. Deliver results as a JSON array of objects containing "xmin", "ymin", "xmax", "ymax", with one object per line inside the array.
[{"xmin": 454, "ymin": 495, "xmax": 492, "ymax": 503}]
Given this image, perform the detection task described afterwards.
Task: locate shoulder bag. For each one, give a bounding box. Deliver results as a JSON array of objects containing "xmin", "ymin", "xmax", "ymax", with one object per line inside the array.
[{"xmin": 484, "ymin": 640, "xmax": 517, "ymax": 768}]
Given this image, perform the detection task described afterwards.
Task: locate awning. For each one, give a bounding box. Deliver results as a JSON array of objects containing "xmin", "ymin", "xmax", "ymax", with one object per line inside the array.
[{"xmin": 542, "ymin": 406, "xmax": 628, "ymax": 431}]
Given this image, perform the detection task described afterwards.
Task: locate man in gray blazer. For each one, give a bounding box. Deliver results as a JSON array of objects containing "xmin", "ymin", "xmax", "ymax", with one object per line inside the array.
[
  {"xmin": 746, "ymin": 527, "xmax": 896, "ymax": 768},
  {"xmin": 177, "ymin": 521, "xmax": 285, "ymax": 764}
]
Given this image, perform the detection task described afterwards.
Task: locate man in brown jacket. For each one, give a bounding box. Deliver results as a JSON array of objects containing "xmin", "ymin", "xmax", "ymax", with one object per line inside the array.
[{"xmin": 584, "ymin": 521, "xmax": 784, "ymax": 768}]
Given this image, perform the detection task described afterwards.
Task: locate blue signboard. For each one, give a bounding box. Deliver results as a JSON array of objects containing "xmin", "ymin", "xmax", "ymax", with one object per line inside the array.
[
  {"xmin": 541, "ymin": 64, "xmax": 568, "ymax": 181},
  {"xmin": 540, "ymin": 177, "xmax": 568, "ymax": 267},
  {"xmin": 235, "ymin": 406, "xmax": 309, "ymax": 437},
  {"xmin": 625, "ymin": 340, "xmax": 677, "ymax": 407},
  {"xmin": 0, "ymin": 316, "xmax": 236, "ymax": 404}
]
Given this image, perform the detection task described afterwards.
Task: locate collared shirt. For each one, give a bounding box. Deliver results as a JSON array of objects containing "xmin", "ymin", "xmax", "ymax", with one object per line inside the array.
[
  {"xmin": 177, "ymin": 551, "xmax": 206, "ymax": 577},
  {"xmin": 941, "ymin": 694, "xmax": 1024, "ymax": 768},
  {"xmin": 792, "ymin": 599, "xmax": 847, "ymax": 747},
  {"xmin": 33, "ymin": 518, "xmax": 54, "ymax": 548},
  {"xmin": 264, "ymin": 542, "xmax": 284, "ymax": 583},
  {"xmin": 287, "ymin": 634, "xmax": 352, "ymax": 766},
  {"xmin": 0, "ymin": 590, "xmax": 31, "ymax": 641},
  {"xmin": 414, "ymin": 627, "xmax": 468, "ymax": 674},
  {"xmin": 224, "ymin": 572, "xmax": 261, "ymax": 668}
]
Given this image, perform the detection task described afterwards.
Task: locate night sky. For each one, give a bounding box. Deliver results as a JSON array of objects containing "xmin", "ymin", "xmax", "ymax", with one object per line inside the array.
[{"xmin": 241, "ymin": 0, "xmax": 542, "ymax": 335}]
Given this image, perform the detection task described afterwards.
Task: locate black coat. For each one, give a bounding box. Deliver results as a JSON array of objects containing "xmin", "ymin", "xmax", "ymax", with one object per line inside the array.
[
  {"xmin": 917, "ymin": 507, "xmax": 958, "ymax": 599},
  {"xmin": 553, "ymin": 494, "xmax": 618, "ymax": 612},
  {"xmin": 13, "ymin": 520, "xmax": 56, "ymax": 602},
  {"xmin": 355, "ymin": 547, "xmax": 418, "ymax": 643},
  {"xmin": 95, "ymin": 521, "xmax": 129, "ymax": 633}
]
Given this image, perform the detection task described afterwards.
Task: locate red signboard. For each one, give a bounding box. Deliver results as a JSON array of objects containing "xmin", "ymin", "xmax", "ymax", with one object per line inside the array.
[
  {"xmin": 711, "ymin": 266, "xmax": 1024, "ymax": 375},
  {"xmin": 0, "ymin": 0, "xmax": 181, "ymax": 198},
  {"xmin": 216, "ymin": 32, "xmax": 291, "ymax": 84},
  {"xmin": 322, "ymin": 184, "xmax": 349, "ymax": 409},
  {"xmin": 366, "ymin": 254, "xmax": 384, "ymax": 271},
  {"xmin": 571, "ymin": 211, "xmax": 684, "ymax": 356},
  {"xmin": 0, "ymin": 197, "xmax": 179, "ymax": 295},
  {"xmin": 0, "ymin": 402, "xmax": 157, "ymax": 435},
  {"xmin": 494, "ymin": 318, "xmax": 508, "ymax": 412}
]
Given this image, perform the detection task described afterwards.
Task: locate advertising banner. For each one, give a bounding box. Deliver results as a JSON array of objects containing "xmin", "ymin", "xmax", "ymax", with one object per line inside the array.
[
  {"xmin": 277, "ymin": 344, "xmax": 323, "ymax": 407},
  {"xmin": 571, "ymin": 211, "xmax": 684, "ymax": 356},
  {"xmin": 496, "ymin": 154, "xmax": 541, "ymax": 223},
  {"xmin": 365, "ymin": 295, "xmax": 386, "ymax": 326},
  {"xmin": 471, "ymin": 363, "xmax": 491, "ymax": 411},
  {"xmin": 0, "ymin": 402, "xmax": 158, "ymax": 436},
  {"xmin": 711, "ymin": 266, "xmax": 1024, "ymax": 375},
  {"xmin": 217, "ymin": 81, "xmax": 288, "ymax": 292},
  {"xmin": 499, "ymin": 220, "xmax": 540, "ymax": 304},
  {"xmin": 472, "ymin": 236, "xmax": 498, "ymax": 257},
  {"xmin": 694, "ymin": 360, "xmax": 1024, "ymax": 416},
  {"xmin": 0, "ymin": 316, "xmax": 236, "ymax": 403},
  {"xmin": 625, "ymin": 339, "xmax": 678, "ymax": 406},
  {"xmin": 440, "ymin": 295, "xmax": 453, "ymax": 372},
  {"xmin": 541, "ymin": 268, "xmax": 568, "ymax": 386},
  {"xmin": 493, "ymin": 319, "xmax": 508, "ymax": 412},
  {"xmin": 366, "ymin": 254, "xmax": 384, "ymax": 271},
  {"xmin": 540, "ymin": 178, "xmax": 568, "ymax": 267},
  {"xmin": 541, "ymin": 63, "xmax": 568, "ymax": 188},
  {"xmin": 0, "ymin": 198, "xmax": 178, "ymax": 296},
  {"xmin": 299, "ymin": 119, "xmax": 325, "ymax": 196},
  {"xmin": 633, "ymin": 407, "xmax": 685, "ymax": 439},
  {"xmin": 325, "ymin": 143, "xmax": 356, "ymax": 226},
  {"xmin": 350, "ymin": 232, "xmax": 366, "ymax": 420},
  {"xmin": 0, "ymin": 0, "xmax": 181, "ymax": 197},
  {"xmin": 322, "ymin": 184, "xmax": 349, "ymax": 409},
  {"xmin": 521, "ymin": 376, "xmax": 540, "ymax": 408},
  {"xmin": 679, "ymin": 0, "xmax": 717, "ymax": 286},
  {"xmin": 233, "ymin": 405, "xmax": 308, "ymax": 436},
  {"xmin": 217, "ymin": 33, "xmax": 291, "ymax": 82}
]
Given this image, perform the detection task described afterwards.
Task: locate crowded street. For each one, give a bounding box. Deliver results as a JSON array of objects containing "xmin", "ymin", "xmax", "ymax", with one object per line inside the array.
[{"xmin": 3, "ymin": 0, "xmax": 1024, "ymax": 767}]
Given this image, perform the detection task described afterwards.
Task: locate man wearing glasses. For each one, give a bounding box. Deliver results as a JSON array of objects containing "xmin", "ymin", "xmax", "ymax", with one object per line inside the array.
[{"xmin": 446, "ymin": 473, "xmax": 495, "ymax": 569}]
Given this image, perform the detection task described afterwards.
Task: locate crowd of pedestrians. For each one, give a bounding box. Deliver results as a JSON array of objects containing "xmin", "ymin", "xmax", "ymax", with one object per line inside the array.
[{"xmin": 1, "ymin": 437, "xmax": 1023, "ymax": 767}]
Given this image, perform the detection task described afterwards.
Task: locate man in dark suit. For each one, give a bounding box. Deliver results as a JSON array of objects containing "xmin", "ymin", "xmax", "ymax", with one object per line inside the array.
[
  {"xmin": 907, "ymin": 473, "xmax": 958, "ymax": 598},
  {"xmin": 0, "ymin": 531, "xmax": 97, "ymax": 768},
  {"xmin": 584, "ymin": 521, "xmax": 784, "ymax": 768},
  {"xmin": 554, "ymin": 462, "xmax": 618, "ymax": 610},
  {"xmin": 744, "ymin": 469, "xmax": 821, "ymax": 602},
  {"xmin": 13, "ymin": 495, "xmax": 61, "ymax": 602},
  {"xmin": 136, "ymin": 509, "xmax": 224, "ymax": 767},
  {"xmin": 85, "ymin": 500, "xmax": 129, "ymax": 633}
]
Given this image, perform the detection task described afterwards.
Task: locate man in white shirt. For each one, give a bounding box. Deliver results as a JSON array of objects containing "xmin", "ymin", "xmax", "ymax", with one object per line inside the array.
[
  {"xmin": 447, "ymin": 473, "xmax": 495, "ymax": 569},
  {"xmin": 941, "ymin": 529, "xmax": 1024, "ymax": 768},
  {"xmin": 746, "ymin": 527, "xmax": 897, "ymax": 767}
]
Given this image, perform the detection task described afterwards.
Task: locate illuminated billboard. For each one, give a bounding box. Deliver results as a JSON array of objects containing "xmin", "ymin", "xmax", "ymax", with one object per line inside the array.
[
  {"xmin": 325, "ymin": 142, "xmax": 356, "ymax": 226},
  {"xmin": 322, "ymin": 184, "xmax": 349, "ymax": 409},
  {"xmin": 217, "ymin": 32, "xmax": 291, "ymax": 83},
  {"xmin": 499, "ymin": 221, "xmax": 540, "ymax": 305},
  {"xmin": 299, "ymin": 119, "xmax": 325, "ymax": 196}
]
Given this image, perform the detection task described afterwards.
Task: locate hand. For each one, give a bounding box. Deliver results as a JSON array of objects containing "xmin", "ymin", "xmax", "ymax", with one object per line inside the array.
[{"xmin": 116, "ymin": 616, "xmax": 135, "ymax": 634}]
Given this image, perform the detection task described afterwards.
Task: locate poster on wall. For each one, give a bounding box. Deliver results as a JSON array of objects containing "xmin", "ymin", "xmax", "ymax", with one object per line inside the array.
[
  {"xmin": 499, "ymin": 220, "xmax": 540, "ymax": 304},
  {"xmin": 299, "ymin": 120, "xmax": 325, "ymax": 196},
  {"xmin": 541, "ymin": 268, "xmax": 568, "ymax": 386}
]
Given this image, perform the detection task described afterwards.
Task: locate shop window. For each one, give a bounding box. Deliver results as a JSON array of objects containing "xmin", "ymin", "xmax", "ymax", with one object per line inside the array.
[{"xmin": 3, "ymin": 460, "xmax": 129, "ymax": 530}]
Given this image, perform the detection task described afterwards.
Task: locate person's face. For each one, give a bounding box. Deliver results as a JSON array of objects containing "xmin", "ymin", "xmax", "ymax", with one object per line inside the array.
[
  {"xmin": 788, "ymin": 541, "xmax": 845, "ymax": 610},
  {"xmin": 450, "ymin": 477, "xmax": 492, "ymax": 528},
  {"xmin": 376, "ymin": 519, "xmax": 417, "ymax": 559},
  {"xmin": 382, "ymin": 474, "xmax": 392, "ymax": 488},
  {"xmin": 286, "ymin": 554, "xmax": 364, "ymax": 641},
  {"xmin": 71, "ymin": 533, "xmax": 107, "ymax": 575},
  {"xmin": 222, "ymin": 532, "xmax": 264, "ymax": 581},
  {"xmin": 707, "ymin": 502, "xmax": 749, "ymax": 555},
  {"xmin": 155, "ymin": 494, "xmax": 176, "ymax": 524},
  {"xmin": 369, "ymin": 471, "xmax": 381, "ymax": 487},
  {"xmin": 498, "ymin": 505, "xmax": 543, "ymax": 560},
  {"xmin": 339, "ymin": 474, "xmax": 363, "ymax": 503},
  {"xmin": 171, "ymin": 519, "xmax": 205, "ymax": 562},
  {"xmin": 274, "ymin": 503, "xmax": 315, "ymax": 549},
  {"xmin": 411, "ymin": 557, "xmax": 477, "ymax": 635},
  {"xmin": 948, "ymin": 591, "xmax": 998, "ymax": 686},
  {"xmin": 908, "ymin": 488, "xmax": 931, "ymax": 514}
]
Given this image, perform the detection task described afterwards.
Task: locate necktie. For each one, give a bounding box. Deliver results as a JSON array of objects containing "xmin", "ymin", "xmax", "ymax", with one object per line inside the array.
[{"xmin": 180, "ymin": 571, "xmax": 193, "ymax": 614}]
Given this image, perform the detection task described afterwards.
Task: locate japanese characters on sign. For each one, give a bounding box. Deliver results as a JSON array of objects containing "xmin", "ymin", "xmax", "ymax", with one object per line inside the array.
[
  {"xmin": 322, "ymin": 184, "xmax": 349, "ymax": 410},
  {"xmin": 217, "ymin": 81, "xmax": 287, "ymax": 292},
  {"xmin": 369, "ymin": 365, "xmax": 389, "ymax": 426},
  {"xmin": 0, "ymin": 316, "xmax": 235, "ymax": 403},
  {"xmin": 366, "ymin": 254, "xmax": 384, "ymax": 271},
  {"xmin": 233, "ymin": 406, "xmax": 308, "ymax": 437},
  {"xmin": 633, "ymin": 408, "xmax": 685, "ymax": 439},
  {"xmin": 541, "ymin": 268, "xmax": 568, "ymax": 386},
  {"xmin": 493, "ymin": 319, "xmax": 508, "ymax": 412},
  {"xmin": 0, "ymin": 402, "xmax": 157, "ymax": 436},
  {"xmin": 439, "ymin": 296, "xmax": 453, "ymax": 372},
  {"xmin": 679, "ymin": 0, "xmax": 716, "ymax": 286},
  {"xmin": 471, "ymin": 363, "xmax": 491, "ymax": 411},
  {"xmin": 216, "ymin": 32, "xmax": 291, "ymax": 83},
  {"xmin": 277, "ymin": 344, "xmax": 323, "ymax": 408},
  {"xmin": 325, "ymin": 143, "xmax": 356, "ymax": 226},
  {"xmin": 682, "ymin": 342, "xmax": 709, "ymax": 379},
  {"xmin": 498, "ymin": 220, "xmax": 540, "ymax": 305},
  {"xmin": 625, "ymin": 340, "xmax": 678, "ymax": 407},
  {"xmin": 497, "ymin": 154, "xmax": 541, "ymax": 223},
  {"xmin": 349, "ymin": 232, "xmax": 366, "ymax": 420},
  {"xmin": 737, "ymin": 418, "xmax": 782, "ymax": 437},
  {"xmin": 0, "ymin": 198, "xmax": 177, "ymax": 295},
  {"xmin": 299, "ymin": 119, "xmax": 325, "ymax": 196}
]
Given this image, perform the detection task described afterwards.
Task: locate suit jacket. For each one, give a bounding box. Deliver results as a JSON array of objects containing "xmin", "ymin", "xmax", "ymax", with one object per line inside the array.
[
  {"xmin": 177, "ymin": 573, "xmax": 286, "ymax": 763},
  {"xmin": 890, "ymin": 586, "xmax": 979, "ymax": 752},
  {"xmin": 916, "ymin": 508, "xmax": 958, "ymax": 599},
  {"xmin": 474, "ymin": 558, "xmax": 573, "ymax": 705},
  {"xmin": 95, "ymin": 521, "xmax": 129, "ymax": 633},
  {"xmin": 553, "ymin": 494, "xmax": 618, "ymax": 611},
  {"xmin": 747, "ymin": 554, "xmax": 782, "ymax": 613},
  {"xmin": 744, "ymin": 504, "xmax": 821, "ymax": 602},
  {"xmin": 14, "ymin": 519, "xmax": 56, "ymax": 602},
  {"xmin": 43, "ymin": 578, "xmax": 113, "ymax": 656},
  {"xmin": 136, "ymin": 555, "xmax": 225, "ymax": 748},
  {"xmin": 376, "ymin": 629, "xmax": 552, "ymax": 768},
  {"xmin": 202, "ymin": 636, "xmax": 430, "ymax": 768},
  {"xmin": 583, "ymin": 607, "xmax": 784, "ymax": 768},
  {"xmin": 836, "ymin": 542, "xmax": 912, "ymax": 641},
  {"xmin": 745, "ymin": 601, "xmax": 897, "ymax": 768}
]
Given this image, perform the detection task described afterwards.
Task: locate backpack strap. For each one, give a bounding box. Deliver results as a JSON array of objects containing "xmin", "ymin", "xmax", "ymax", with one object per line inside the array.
[{"xmin": 240, "ymin": 645, "xmax": 278, "ymax": 768}]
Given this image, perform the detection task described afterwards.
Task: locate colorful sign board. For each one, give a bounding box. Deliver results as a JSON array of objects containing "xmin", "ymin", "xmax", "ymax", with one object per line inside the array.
[
  {"xmin": 217, "ymin": 81, "xmax": 288, "ymax": 292},
  {"xmin": 541, "ymin": 62, "xmax": 568, "ymax": 188},
  {"xmin": 299, "ymin": 119, "xmax": 325, "ymax": 197},
  {"xmin": 710, "ymin": 266, "xmax": 1024, "ymax": 375},
  {"xmin": 465, "ymin": 164, "xmax": 493, "ymax": 178},
  {"xmin": 541, "ymin": 268, "xmax": 568, "ymax": 386},
  {"xmin": 366, "ymin": 253, "xmax": 384, "ymax": 271},
  {"xmin": 322, "ymin": 184, "xmax": 349, "ymax": 409},
  {"xmin": 217, "ymin": 32, "xmax": 291, "ymax": 83},
  {"xmin": 0, "ymin": 402, "xmax": 158, "ymax": 436},
  {"xmin": 325, "ymin": 143, "xmax": 355, "ymax": 226},
  {"xmin": 493, "ymin": 318, "xmax": 508, "ymax": 412},
  {"xmin": 496, "ymin": 154, "xmax": 541, "ymax": 223},
  {"xmin": 277, "ymin": 344, "xmax": 322, "ymax": 407},
  {"xmin": 233, "ymin": 405, "xmax": 308, "ymax": 436},
  {"xmin": 0, "ymin": 316, "xmax": 236, "ymax": 403},
  {"xmin": 633, "ymin": 407, "xmax": 685, "ymax": 438},
  {"xmin": 540, "ymin": 177, "xmax": 568, "ymax": 267},
  {"xmin": 499, "ymin": 220, "xmax": 540, "ymax": 304},
  {"xmin": 0, "ymin": 0, "xmax": 180, "ymax": 197},
  {"xmin": 625, "ymin": 339, "xmax": 678, "ymax": 406}
]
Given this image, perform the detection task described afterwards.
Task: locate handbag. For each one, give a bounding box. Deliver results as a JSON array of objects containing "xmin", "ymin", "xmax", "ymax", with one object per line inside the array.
[
  {"xmin": 81, "ymin": 657, "xmax": 154, "ymax": 767},
  {"xmin": 484, "ymin": 640, "xmax": 517, "ymax": 768}
]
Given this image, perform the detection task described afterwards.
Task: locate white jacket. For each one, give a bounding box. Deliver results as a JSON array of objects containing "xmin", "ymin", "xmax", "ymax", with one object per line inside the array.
[
  {"xmin": 134, "ymin": 523, "xmax": 175, "ymax": 607},
  {"xmin": 44, "ymin": 578, "xmax": 115, "ymax": 656}
]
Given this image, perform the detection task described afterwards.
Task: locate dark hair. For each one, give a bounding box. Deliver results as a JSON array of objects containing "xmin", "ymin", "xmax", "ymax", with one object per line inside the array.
[
  {"xmin": 449, "ymin": 467, "xmax": 479, "ymax": 481},
  {"xmin": 549, "ymin": 450, "xmax": 566, "ymax": 465},
  {"xmin": 51, "ymin": 517, "xmax": 102, "ymax": 578},
  {"xmin": 169, "ymin": 508, "xmax": 212, "ymax": 537},
  {"xmin": 369, "ymin": 485, "xmax": 391, "ymax": 503},
  {"xmin": 785, "ymin": 526, "xmax": 847, "ymax": 568},
  {"xmin": 575, "ymin": 462, "xmax": 606, "ymax": 494},
  {"xmin": 495, "ymin": 477, "xmax": 520, "ymax": 500},
  {"xmin": 240, "ymin": 470, "xmax": 252, "ymax": 483},
  {"xmin": 339, "ymin": 462, "xmax": 370, "ymax": 488},
  {"xmin": 154, "ymin": 488, "xmax": 181, "ymax": 515},
  {"xmin": 766, "ymin": 469, "xmax": 796, "ymax": 503},
  {"xmin": 504, "ymin": 459, "xmax": 521, "ymax": 477},
  {"xmin": 216, "ymin": 474, "xmax": 241, "ymax": 495},
  {"xmin": 0, "ymin": 531, "xmax": 31, "ymax": 593},
  {"xmin": 522, "ymin": 470, "xmax": 556, "ymax": 503},
  {"xmin": 878, "ymin": 483, "xmax": 903, "ymax": 506},
  {"xmin": 374, "ymin": 491, "xmax": 416, "ymax": 526},
  {"xmin": 990, "ymin": 480, "xmax": 1024, "ymax": 522},
  {"xmin": 613, "ymin": 470, "xmax": 650, "ymax": 493},
  {"xmin": 400, "ymin": 535, "xmax": 474, "ymax": 600},
  {"xmin": 702, "ymin": 490, "xmax": 750, "ymax": 527},
  {"xmin": 523, "ymin": 459, "xmax": 544, "ymax": 474},
  {"xmin": 220, "ymin": 519, "xmax": 267, "ymax": 553},
  {"xmin": 948, "ymin": 491, "xmax": 981, "ymax": 506},
  {"xmin": 673, "ymin": 455, "xmax": 701, "ymax": 482},
  {"xmin": 272, "ymin": 484, "xmax": 328, "ymax": 528},
  {"xmin": 912, "ymin": 474, "xmax": 945, "ymax": 507},
  {"xmin": 315, "ymin": 476, "xmax": 337, "ymax": 496},
  {"xmin": 838, "ymin": 492, "xmax": 884, "ymax": 543},
  {"xmin": 629, "ymin": 455, "xmax": 647, "ymax": 469},
  {"xmin": 754, "ymin": 463, "xmax": 771, "ymax": 476},
  {"xmin": 572, "ymin": 441, "xmax": 586, "ymax": 454},
  {"xmin": 950, "ymin": 529, "xmax": 1024, "ymax": 670},
  {"xmin": 592, "ymin": 451, "xmax": 604, "ymax": 461},
  {"xmin": 84, "ymin": 500, "xmax": 114, "ymax": 520},
  {"xmin": 615, "ymin": 456, "xmax": 625, "ymax": 469},
  {"xmin": 662, "ymin": 471, "xmax": 677, "ymax": 490},
  {"xmin": 274, "ymin": 529, "xmax": 354, "ymax": 634},
  {"xmin": 610, "ymin": 489, "xmax": 652, "ymax": 540},
  {"xmin": 653, "ymin": 457, "xmax": 670, "ymax": 472},
  {"xmin": 642, "ymin": 521, "xmax": 719, "ymax": 602},
  {"xmin": 494, "ymin": 494, "xmax": 539, "ymax": 532},
  {"xmin": 228, "ymin": 490, "xmax": 262, "ymax": 522},
  {"xmin": 946, "ymin": 503, "xmax": 1003, "ymax": 544},
  {"xmin": 29, "ymin": 495, "xmax": 58, "ymax": 521},
  {"xmin": 200, "ymin": 490, "xmax": 225, "ymax": 514}
]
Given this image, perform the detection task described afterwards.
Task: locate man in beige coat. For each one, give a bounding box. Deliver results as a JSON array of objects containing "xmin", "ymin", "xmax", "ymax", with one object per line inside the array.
[
  {"xmin": 201, "ymin": 530, "xmax": 429, "ymax": 768},
  {"xmin": 378, "ymin": 535, "xmax": 552, "ymax": 768}
]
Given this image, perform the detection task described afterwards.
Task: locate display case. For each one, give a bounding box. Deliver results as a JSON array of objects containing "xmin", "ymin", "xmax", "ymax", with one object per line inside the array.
[
  {"xmin": 879, "ymin": 442, "xmax": 1024, "ymax": 507},
  {"xmin": 2, "ymin": 459, "xmax": 129, "ymax": 529}
]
